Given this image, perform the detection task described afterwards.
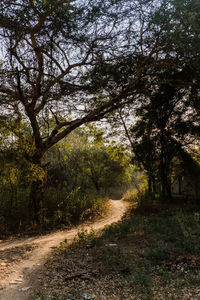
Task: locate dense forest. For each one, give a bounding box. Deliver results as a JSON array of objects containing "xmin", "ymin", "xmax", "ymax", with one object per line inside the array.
[{"xmin": 0, "ymin": 0, "xmax": 200, "ymax": 235}]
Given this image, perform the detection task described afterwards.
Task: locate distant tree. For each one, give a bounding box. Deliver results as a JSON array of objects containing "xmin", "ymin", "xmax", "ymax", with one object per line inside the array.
[
  {"xmin": 119, "ymin": 66, "xmax": 200, "ymax": 198},
  {"xmin": 47, "ymin": 127, "xmax": 130, "ymax": 195}
]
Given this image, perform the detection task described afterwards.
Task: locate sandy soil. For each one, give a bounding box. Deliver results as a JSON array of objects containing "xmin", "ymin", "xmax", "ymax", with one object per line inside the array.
[{"xmin": 0, "ymin": 199, "xmax": 128, "ymax": 300}]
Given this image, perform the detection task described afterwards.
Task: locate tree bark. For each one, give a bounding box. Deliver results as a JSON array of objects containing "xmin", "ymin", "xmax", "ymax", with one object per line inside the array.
[
  {"xmin": 148, "ymin": 175, "xmax": 152, "ymax": 194},
  {"xmin": 29, "ymin": 155, "xmax": 45, "ymax": 224},
  {"xmin": 152, "ymin": 176, "xmax": 156, "ymax": 193},
  {"xmin": 160, "ymin": 149, "xmax": 166, "ymax": 198},
  {"xmin": 30, "ymin": 180, "xmax": 44, "ymax": 223},
  {"xmin": 166, "ymin": 175, "xmax": 172, "ymax": 199}
]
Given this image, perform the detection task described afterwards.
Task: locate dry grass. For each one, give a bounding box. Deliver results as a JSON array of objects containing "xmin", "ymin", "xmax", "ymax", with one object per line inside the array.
[{"xmin": 33, "ymin": 201, "xmax": 200, "ymax": 300}]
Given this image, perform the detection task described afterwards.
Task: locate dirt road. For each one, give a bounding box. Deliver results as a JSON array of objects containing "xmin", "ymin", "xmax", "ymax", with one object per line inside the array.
[{"xmin": 0, "ymin": 199, "xmax": 128, "ymax": 300}]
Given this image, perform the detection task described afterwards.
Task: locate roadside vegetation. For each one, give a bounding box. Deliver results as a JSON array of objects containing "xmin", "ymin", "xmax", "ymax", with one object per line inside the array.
[
  {"xmin": 34, "ymin": 191, "xmax": 200, "ymax": 300},
  {"xmin": 0, "ymin": 125, "xmax": 133, "ymax": 237}
]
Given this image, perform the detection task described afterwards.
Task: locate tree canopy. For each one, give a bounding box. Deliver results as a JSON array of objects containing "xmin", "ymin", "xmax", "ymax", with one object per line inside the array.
[
  {"xmin": 0, "ymin": 0, "xmax": 158, "ymax": 162},
  {"xmin": 1, "ymin": 0, "xmax": 200, "ymax": 220}
]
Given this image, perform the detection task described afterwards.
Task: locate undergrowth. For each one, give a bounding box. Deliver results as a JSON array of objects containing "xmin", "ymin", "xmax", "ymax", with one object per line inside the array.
[{"xmin": 35, "ymin": 190, "xmax": 200, "ymax": 299}]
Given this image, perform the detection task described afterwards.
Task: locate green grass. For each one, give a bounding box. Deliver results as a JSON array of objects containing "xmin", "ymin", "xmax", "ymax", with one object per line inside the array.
[
  {"xmin": 71, "ymin": 203, "xmax": 200, "ymax": 297},
  {"xmin": 34, "ymin": 196, "xmax": 200, "ymax": 299}
]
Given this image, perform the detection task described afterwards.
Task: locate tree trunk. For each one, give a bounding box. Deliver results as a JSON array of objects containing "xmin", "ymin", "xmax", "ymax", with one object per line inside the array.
[
  {"xmin": 29, "ymin": 156, "xmax": 45, "ymax": 224},
  {"xmin": 152, "ymin": 176, "xmax": 156, "ymax": 193},
  {"xmin": 92, "ymin": 178, "xmax": 100, "ymax": 192},
  {"xmin": 30, "ymin": 179, "xmax": 44, "ymax": 223},
  {"xmin": 166, "ymin": 176, "xmax": 172, "ymax": 199},
  {"xmin": 148, "ymin": 175, "xmax": 152, "ymax": 194},
  {"xmin": 160, "ymin": 133, "xmax": 168, "ymax": 199},
  {"xmin": 160, "ymin": 155, "xmax": 167, "ymax": 198}
]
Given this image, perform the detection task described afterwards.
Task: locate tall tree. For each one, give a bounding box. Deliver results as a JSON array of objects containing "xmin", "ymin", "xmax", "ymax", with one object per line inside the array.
[
  {"xmin": 0, "ymin": 0, "xmax": 200, "ymax": 217},
  {"xmin": 0, "ymin": 0, "xmax": 168, "ymax": 219},
  {"xmin": 119, "ymin": 68, "xmax": 200, "ymax": 198}
]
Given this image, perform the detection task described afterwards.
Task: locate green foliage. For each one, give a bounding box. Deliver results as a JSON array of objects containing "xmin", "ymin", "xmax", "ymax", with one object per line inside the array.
[
  {"xmin": 53, "ymin": 187, "xmax": 107, "ymax": 224},
  {"xmin": 128, "ymin": 268, "xmax": 153, "ymax": 296},
  {"xmin": 72, "ymin": 228, "xmax": 97, "ymax": 247},
  {"xmin": 47, "ymin": 128, "xmax": 131, "ymax": 194},
  {"xmin": 123, "ymin": 187, "xmax": 163, "ymax": 212},
  {"xmin": 0, "ymin": 126, "xmax": 132, "ymax": 234},
  {"xmin": 59, "ymin": 228, "xmax": 99, "ymax": 255},
  {"xmin": 123, "ymin": 189, "xmax": 139, "ymax": 204},
  {"xmin": 122, "ymin": 67, "xmax": 200, "ymax": 198},
  {"xmin": 145, "ymin": 245, "xmax": 171, "ymax": 262},
  {"xmin": 153, "ymin": 0, "xmax": 200, "ymax": 64},
  {"xmin": 100, "ymin": 201, "xmax": 200, "ymax": 258}
]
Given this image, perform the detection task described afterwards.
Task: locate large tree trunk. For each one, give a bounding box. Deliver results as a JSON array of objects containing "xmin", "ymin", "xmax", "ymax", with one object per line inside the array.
[
  {"xmin": 166, "ymin": 175, "xmax": 172, "ymax": 199},
  {"xmin": 160, "ymin": 156, "xmax": 172, "ymax": 199},
  {"xmin": 30, "ymin": 179, "xmax": 44, "ymax": 223},
  {"xmin": 148, "ymin": 173, "xmax": 156, "ymax": 194},
  {"xmin": 160, "ymin": 152, "xmax": 167, "ymax": 198},
  {"xmin": 29, "ymin": 155, "xmax": 45, "ymax": 224},
  {"xmin": 160, "ymin": 133, "xmax": 170, "ymax": 199}
]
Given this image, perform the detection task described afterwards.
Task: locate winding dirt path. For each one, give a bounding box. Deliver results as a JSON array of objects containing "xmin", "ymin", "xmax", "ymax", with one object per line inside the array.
[{"xmin": 0, "ymin": 199, "xmax": 128, "ymax": 300}]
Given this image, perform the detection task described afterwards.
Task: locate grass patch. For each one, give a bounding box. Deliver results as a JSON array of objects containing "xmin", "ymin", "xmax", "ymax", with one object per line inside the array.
[{"xmin": 34, "ymin": 200, "xmax": 200, "ymax": 299}]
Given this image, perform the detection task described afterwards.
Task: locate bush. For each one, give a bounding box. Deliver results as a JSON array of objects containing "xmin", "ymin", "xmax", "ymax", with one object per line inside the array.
[
  {"xmin": 52, "ymin": 187, "xmax": 108, "ymax": 225},
  {"xmin": 123, "ymin": 188, "xmax": 160, "ymax": 212}
]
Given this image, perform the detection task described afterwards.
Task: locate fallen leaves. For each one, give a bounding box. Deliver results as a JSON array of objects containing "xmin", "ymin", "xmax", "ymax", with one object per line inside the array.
[{"xmin": 0, "ymin": 243, "xmax": 37, "ymax": 280}]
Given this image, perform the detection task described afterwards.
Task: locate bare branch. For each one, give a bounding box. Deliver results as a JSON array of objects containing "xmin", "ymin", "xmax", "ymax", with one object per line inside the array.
[{"xmin": 30, "ymin": 33, "xmax": 44, "ymax": 107}]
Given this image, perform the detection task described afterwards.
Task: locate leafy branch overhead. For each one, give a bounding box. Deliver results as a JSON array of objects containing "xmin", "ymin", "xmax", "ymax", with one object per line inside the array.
[
  {"xmin": 0, "ymin": 0, "xmax": 185, "ymax": 160},
  {"xmin": 0, "ymin": 0, "xmax": 200, "ymax": 221}
]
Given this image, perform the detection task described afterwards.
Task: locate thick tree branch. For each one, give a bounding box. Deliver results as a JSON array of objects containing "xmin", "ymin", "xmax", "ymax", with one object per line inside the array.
[
  {"xmin": 30, "ymin": 33, "xmax": 44, "ymax": 107},
  {"xmin": 11, "ymin": 49, "xmax": 34, "ymax": 88},
  {"xmin": 44, "ymin": 44, "xmax": 94, "ymax": 93},
  {"xmin": 0, "ymin": 85, "xmax": 17, "ymax": 98}
]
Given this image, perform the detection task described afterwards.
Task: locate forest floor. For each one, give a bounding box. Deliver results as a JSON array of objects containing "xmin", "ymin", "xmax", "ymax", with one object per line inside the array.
[
  {"xmin": 1, "ymin": 200, "xmax": 200, "ymax": 300},
  {"xmin": 29, "ymin": 202, "xmax": 200, "ymax": 300},
  {"xmin": 0, "ymin": 199, "xmax": 128, "ymax": 300}
]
